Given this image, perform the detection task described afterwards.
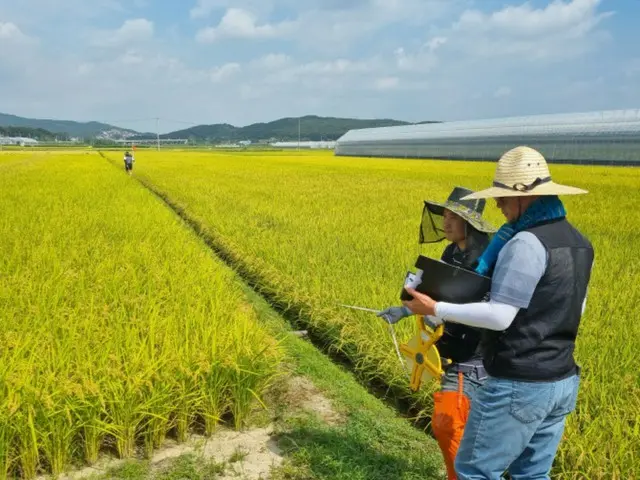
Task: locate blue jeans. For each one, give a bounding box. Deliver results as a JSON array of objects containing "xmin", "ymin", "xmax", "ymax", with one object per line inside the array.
[{"xmin": 454, "ymin": 373, "xmax": 580, "ymax": 480}]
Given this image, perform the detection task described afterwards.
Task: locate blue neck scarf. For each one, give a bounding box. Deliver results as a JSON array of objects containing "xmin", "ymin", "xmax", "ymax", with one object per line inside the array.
[{"xmin": 475, "ymin": 196, "xmax": 566, "ymax": 276}]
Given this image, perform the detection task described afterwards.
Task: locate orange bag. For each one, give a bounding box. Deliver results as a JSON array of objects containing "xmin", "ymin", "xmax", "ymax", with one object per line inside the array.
[{"xmin": 431, "ymin": 372, "xmax": 471, "ymax": 480}]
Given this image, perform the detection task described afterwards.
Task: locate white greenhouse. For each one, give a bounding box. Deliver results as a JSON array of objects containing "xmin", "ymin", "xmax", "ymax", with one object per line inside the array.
[
  {"xmin": 0, "ymin": 136, "xmax": 39, "ymax": 146},
  {"xmin": 334, "ymin": 109, "xmax": 640, "ymax": 165}
]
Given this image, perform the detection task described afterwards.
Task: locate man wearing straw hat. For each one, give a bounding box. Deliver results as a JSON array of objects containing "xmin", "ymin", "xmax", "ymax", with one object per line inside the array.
[{"xmin": 402, "ymin": 146, "xmax": 594, "ymax": 479}]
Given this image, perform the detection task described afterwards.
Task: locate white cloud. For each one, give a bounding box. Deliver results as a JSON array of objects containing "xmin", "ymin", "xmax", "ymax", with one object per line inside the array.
[
  {"xmin": 287, "ymin": 0, "xmax": 453, "ymax": 52},
  {"xmin": 194, "ymin": 0, "xmax": 456, "ymax": 52},
  {"xmin": 1, "ymin": 0, "xmax": 636, "ymax": 131},
  {"xmin": 0, "ymin": 21, "xmax": 37, "ymax": 69},
  {"xmin": 189, "ymin": 0, "xmax": 414, "ymax": 20},
  {"xmin": 394, "ymin": 46, "xmax": 438, "ymax": 72},
  {"xmin": 93, "ymin": 18, "xmax": 154, "ymax": 47},
  {"xmin": 252, "ymin": 53, "xmax": 291, "ymax": 70},
  {"xmin": 196, "ymin": 8, "xmax": 292, "ymax": 42},
  {"xmin": 0, "ymin": 21, "xmax": 33, "ymax": 43},
  {"xmin": 0, "ymin": 21, "xmax": 22, "ymax": 39},
  {"xmin": 440, "ymin": 0, "xmax": 614, "ymax": 61},
  {"xmin": 494, "ymin": 86, "xmax": 512, "ymax": 98},
  {"xmin": 210, "ymin": 62, "xmax": 240, "ymax": 83},
  {"xmin": 190, "ymin": 0, "xmax": 219, "ymax": 19},
  {"xmin": 283, "ymin": 58, "xmax": 377, "ymax": 79},
  {"xmin": 453, "ymin": 0, "xmax": 612, "ymax": 37},
  {"xmin": 425, "ymin": 36, "xmax": 447, "ymax": 52},
  {"xmin": 237, "ymin": 57, "xmax": 386, "ymax": 105},
  {"xmin": 119, "ymin": 49, "xmax": 144, "ymax": 65},
  {"xmin": 115, "ymin": 18, "xmax": 154, "ymax": 42},
  {"xmin": 374, "ymin": 76, "xmax": 400, "ymax": 90},
  {"xmin": 232, "ymin": 57, "xmax": 382, "ymax": 102},
  {"xmin": 77, "ymin": 63, "xmax": 93, "ymax": 75},
  {"xmin": 189, "ymin": 0, "xmax": 272, "ymax": 20},
  {"xmin": 189, "ymin": 0, "xmax": 607, "ymax": 58}
]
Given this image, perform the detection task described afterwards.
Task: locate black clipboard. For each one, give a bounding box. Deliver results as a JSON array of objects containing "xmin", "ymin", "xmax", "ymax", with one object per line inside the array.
[{"xmin": 400, "ymin": 255, "xmax": 491, "ymax": 303}]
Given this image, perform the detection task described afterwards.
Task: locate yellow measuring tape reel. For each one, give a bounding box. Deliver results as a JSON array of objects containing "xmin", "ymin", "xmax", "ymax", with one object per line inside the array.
[
  {"xmin": 399, "ymin": 316, "xmax": 448, "ymax": 391},
  {"xmin": 339, "ymin": 304, "xmax": 449, "ymax": 392}
]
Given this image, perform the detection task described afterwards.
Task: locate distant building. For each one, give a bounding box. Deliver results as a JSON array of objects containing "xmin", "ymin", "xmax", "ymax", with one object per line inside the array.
[
  {"xmin": 270, "ymin": 140, "xmax": 337, "ymax": 149},
  {"xmin": 0, "ymin": 136, "xmax": 39, "ymax": 146},
  {"xmin": 113, "ymin": 138, "xmax": 188, "ymax": 145},
  {"xmin": 335, "ymin": 109, "xmax": 640, "ymax": 165}
]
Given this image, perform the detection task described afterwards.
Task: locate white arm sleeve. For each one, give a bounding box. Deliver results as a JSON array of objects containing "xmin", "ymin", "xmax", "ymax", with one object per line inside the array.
[
  {"xmin": 435, "ymin": 300, "xmax": 520, "ymax": 331},
  {"xmin": 435, "ymin": 294, "xmax": 588, "ymax": 332},
  {"xmin": 434, "ymin": 252, "xmax": 592, "ymax": 331}
]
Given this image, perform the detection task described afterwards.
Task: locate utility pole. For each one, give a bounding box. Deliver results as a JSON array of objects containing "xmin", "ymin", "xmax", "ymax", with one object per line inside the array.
[{"xmin": 156, "ymin": 117, "xmax": 160, "ymax": 151}]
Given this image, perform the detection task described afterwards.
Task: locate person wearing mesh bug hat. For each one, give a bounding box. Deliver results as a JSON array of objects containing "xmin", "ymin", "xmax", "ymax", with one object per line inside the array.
[
  {"xmin": 402, "ymin": 147, "xmax": 594, "ymax": 480},
  {"xmin": 378, "ymin": 186, "xmax": 496, "ymax": 480}
]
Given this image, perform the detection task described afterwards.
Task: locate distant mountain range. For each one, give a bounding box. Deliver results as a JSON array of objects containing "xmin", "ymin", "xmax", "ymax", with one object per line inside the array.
[
  {"xmin": 0, "ymin": 113, "xmax": 143, "ymax": 139},
  {"xmin": 147, "ymin": 116, "xmax": 440, "ymax": 142},
  {"xmin": 0, "ymin": 112, "xmax": 440, "ymax": 143}
]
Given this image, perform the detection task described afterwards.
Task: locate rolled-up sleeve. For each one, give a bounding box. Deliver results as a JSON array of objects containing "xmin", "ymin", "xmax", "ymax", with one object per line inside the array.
[{"xmin": 490, "ymin": 232, "xmax": 547, "ymax": 309}]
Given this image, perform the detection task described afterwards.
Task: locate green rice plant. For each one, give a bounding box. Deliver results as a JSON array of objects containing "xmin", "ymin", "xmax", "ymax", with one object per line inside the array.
[
  {"xmin": 193, "ymin": 328, "xmax": 234, "ymax": 436},
  {"xmin": 198, "ymin": 359, "xmax": 233, "ymax": 436},
  {"xmin": 35, "ymin": 400, "xmax": 78, "ymax": 475},
  {"xmin": 227, "ymin": 315, "xmax": 283, "ymax": 430},
  {"xmin": 76, "ymin": 395, "xmax": 108, "ymax": 465},
  {"xmin": 0, "ymin": 388, "xmax": 15, "ymax": 480},
  {"xmin": 0, "ymin": 422, "xmax": 11, "ymax": 480},
  {"xmin": 14, "ymin": 404, "xmax": 39, "ymax": 479}
]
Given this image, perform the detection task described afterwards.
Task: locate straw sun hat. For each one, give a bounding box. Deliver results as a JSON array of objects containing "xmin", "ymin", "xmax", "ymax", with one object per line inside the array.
[{"xmin": 462, "ymin": 146, "xmax": 588, "ymax": 200}]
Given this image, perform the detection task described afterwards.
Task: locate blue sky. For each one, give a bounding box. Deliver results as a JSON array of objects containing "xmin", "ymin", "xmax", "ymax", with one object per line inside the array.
[{"xmin": 1, "ymin": 0, "xmax": 639, "ymax": 133}]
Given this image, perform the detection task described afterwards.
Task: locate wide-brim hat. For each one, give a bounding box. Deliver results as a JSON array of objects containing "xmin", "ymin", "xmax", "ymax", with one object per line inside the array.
[
  {"xmin": 462, "ymin": 146, "xmax": 588, "ymax": 200},
  {"xmin": 420, "ymin": 186, "xmax": 496, "ymax": 244}
]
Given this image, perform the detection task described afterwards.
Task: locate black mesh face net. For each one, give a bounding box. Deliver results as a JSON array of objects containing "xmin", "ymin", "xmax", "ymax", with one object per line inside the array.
[
  {"xmin": 419, "ymin": 205, "xmax": 491, "ymax": 267},
  {"xmin": 419, "ymin": 204, "xmax": 446, "ymax": 244}
]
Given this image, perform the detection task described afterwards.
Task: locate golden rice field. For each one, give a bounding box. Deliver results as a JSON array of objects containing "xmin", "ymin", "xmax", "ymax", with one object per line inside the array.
[
  {"xmin": 120, "ymin": 149, "xmax": 640, "ymax": 480},
  {"xmin": 0, "ymin": 151, "xmax": 283, "ymax": 478},
  {"xmin": 2, "ymin": 147, "xmax": 638, "ymax": 479}
]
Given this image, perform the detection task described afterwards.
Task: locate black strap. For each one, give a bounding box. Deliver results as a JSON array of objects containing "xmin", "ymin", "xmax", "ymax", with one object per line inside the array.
[
  {"xmin": 493, "ymin": 176, "xmax": 551, "ymax": 192},
  {"xmin": 445, "ymin": 362, "xmax": 487, "ymax": 379}
]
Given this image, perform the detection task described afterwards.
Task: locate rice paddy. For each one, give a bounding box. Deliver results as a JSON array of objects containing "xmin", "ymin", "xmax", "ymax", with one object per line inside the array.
[
  {"xmin": 2, "ymin": 148, "xmax": 638, "ymax": 479},
  {"xmin": 128, "ymin": 149, "xmax": 639, "ymax": 480}
]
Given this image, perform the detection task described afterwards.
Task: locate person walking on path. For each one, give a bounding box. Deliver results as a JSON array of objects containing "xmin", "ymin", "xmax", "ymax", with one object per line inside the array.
[{"xmin": 124, "ymin": 151, "xmax": 134, "ymax": 175}]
